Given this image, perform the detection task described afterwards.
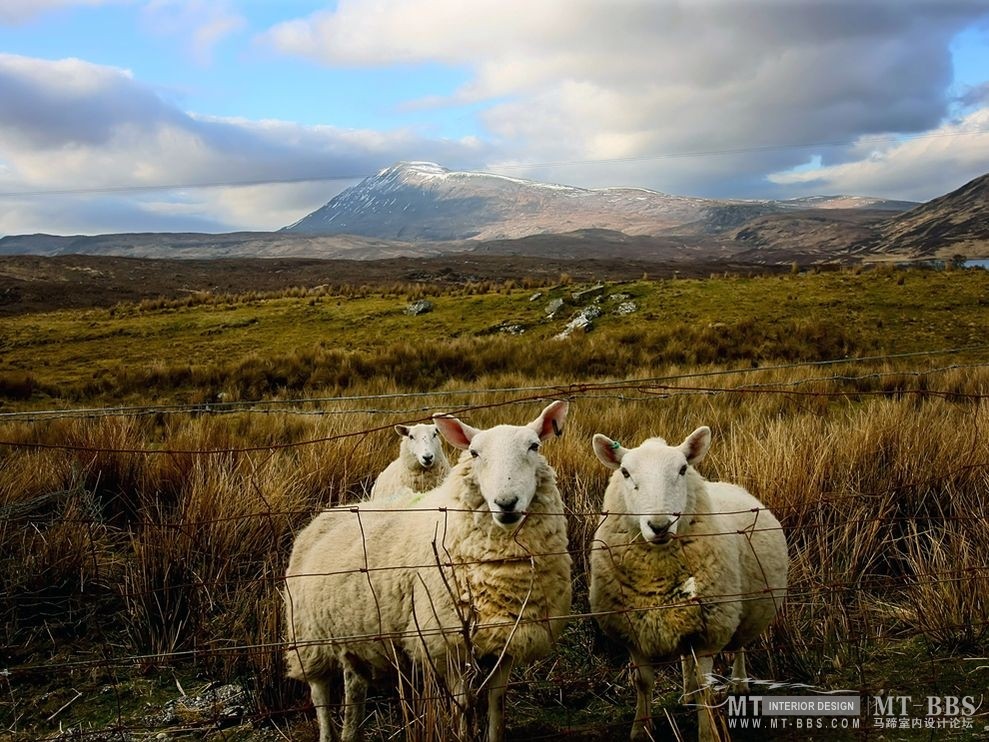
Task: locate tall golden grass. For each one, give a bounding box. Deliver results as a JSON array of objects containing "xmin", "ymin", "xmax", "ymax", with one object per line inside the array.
[{"xmin": 2, "ymin": 357, "xmax": 987, "ymax": 738}]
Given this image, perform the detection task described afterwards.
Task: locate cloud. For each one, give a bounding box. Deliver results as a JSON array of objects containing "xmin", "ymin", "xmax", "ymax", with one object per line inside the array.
[
  {"xmin": 767, "ymin": 107, "xmax": 989, "ymax": 201},
  {"xmin": 0, "ymin": 54, "xmax": 182, "ymax": 149},
  {"xmin": 0, "ymin": 0, "xmax": 124, "ymax": 25},
  {"xmin": 0, "ymin": 194, "xmax": 230, "ymax": 235},
  {"xmin": 264, "ymin": 0, "xmax": 989, "ymax": 197},
  {"xmin": 0, "ymin": 54, "xmax": 491, "ymax": 234},
  {"xmin": 140, "ymin": 0, "xmax": 246, "ymax": 65},
  {"xmin": 958, "ymin": 81, "xmax": 989, "ymax": 109}
]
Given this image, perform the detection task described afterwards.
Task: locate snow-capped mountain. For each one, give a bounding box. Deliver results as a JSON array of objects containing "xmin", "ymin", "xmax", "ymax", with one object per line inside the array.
[{"xmin": 284, "ymin": 161, "xmax": 916, "ymax": 242}]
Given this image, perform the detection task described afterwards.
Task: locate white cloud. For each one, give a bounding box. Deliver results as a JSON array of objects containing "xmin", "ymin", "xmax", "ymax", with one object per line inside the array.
[
  {"xmin": 4, "ymin": 3, "xmax": 989, "ymax": 234},
  {"xmin": 0, "ymin": 0, "xmax": 126, "ymax": 25},
  {"xmin": 0, "ymin": 54, "xmax": 491, "ymax": 234},
  {"xmin": 263, "ymin": 0, "xmax": 989, "ymax": 197},
  {"xmin": 140, "ymin": 0, "xmax": 246, "ymax": 65},
  {"xmin": 768, "ymin": 108, "xmax": 989, "ymax": 201}
]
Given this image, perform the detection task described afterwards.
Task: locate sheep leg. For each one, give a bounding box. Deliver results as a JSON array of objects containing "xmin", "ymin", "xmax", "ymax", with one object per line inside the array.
[
  {"xmin": 341, "ymin": 659, "xmax": 369, "ymax": 742},
  {"xmin": 310, "ymin": 678, "xmax": 340, "ymax": 742},
  {"xmin": 732, "ymin": 649, "xmax": 750, "ymax": 694},
  {"xmin": 483, "ymin": 657, "xmax": 514, "ymax": 742},
  {"xmin": 629, "ymin": 648, "xmax": 655, "ymax": 741}
]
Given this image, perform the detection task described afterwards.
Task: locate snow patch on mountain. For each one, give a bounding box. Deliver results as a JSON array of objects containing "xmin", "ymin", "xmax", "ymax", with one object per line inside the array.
[{"xmin": 285, "ymin": 161, "xmax": 917, "ymax": 242}]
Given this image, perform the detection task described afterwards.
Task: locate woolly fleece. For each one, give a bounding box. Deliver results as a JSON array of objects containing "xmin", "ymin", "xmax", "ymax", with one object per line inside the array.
[
  {"xmin": 589, "ymin": 469, "xmax": 787, "ymax": 662},
  {"xmin": 285, "ymin": 451, "xmax": 571, "ymax": 683},
  {"xmin": 369, "ymin": 426, "xmax": 450, "ymax": 503}
]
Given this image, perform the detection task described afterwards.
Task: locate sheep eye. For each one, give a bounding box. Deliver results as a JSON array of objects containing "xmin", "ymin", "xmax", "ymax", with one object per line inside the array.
[
  {"xmin": 679, "ymin": 464, "xmax": 687, "ymax": 476},
  {"xmin": 469, "ymin": 449, "xmax": 479, "ymax": 458},
  {"xmin": 529, "ymin": 442, "xmax": 540, "ymax": 452},
  {"xmin": 620, "ymin": 467, "xmax": 630, "ymax": 479}
]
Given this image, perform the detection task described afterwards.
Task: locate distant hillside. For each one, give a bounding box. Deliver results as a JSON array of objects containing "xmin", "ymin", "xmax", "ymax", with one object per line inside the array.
[
  {"xmin": 2, "ymin": 166, "xmax": 984, "ymax": 265},
  {"xmin": 729, "ymin": 173, "xmax": 989, "ymax": 262},
  {"xmin": 868, "ymin": 172, "xmax": 989, "ymax": 259},
  {"xmin": 284, "ymin": 161, "xmax": 913, "ymax": 242},
  {"xmin": 730, "ymin": 209, "xmax": 890, "ymax": 263},
  {"xmin": 0, "ymin": 231, "xmax": 442, "ymax": 260},
  {"xmin": 468, "ymin": 228, "xmax": 742, "ymax": 262}
]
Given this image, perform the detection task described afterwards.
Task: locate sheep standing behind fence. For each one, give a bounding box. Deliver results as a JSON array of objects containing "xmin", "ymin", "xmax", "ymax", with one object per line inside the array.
[
  {"xmin": 369, "ymin": 423, "xmax": 450, "ymax": 503},
  {"xmin": 284, "ymin": 401, "xmax": 572, "ymax": 742},
  {"xmin": 588, "ymin": 427, "xmax": 788, "ymax": 742}
]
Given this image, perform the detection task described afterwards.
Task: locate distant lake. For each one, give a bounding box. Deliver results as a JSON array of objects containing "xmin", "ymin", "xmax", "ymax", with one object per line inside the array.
[{"xmin": 964, "ymin": 259, "xmax": 989, "ymax": 269}]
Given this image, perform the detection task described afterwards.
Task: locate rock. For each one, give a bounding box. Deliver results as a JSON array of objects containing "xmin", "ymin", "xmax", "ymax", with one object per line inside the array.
[
  {"xmin": 499, "ymin": 324, "xmax": 526, "ymax": 335},
  {"xmin": 545, "ymin": 298, "xmax": 565, "ymax": 317},
  {"xmin": 616, "ymin": 301, "xmax": 638, "ymax": 315},
  {"xmin": 406, "ymin": 299, "xmax": 434, "ymax": 316},
  {"xmin": 554, "ymin": 305, "xmax": 603, "ymax": 339},
  {"xmin": 571, "ymin": 284, "xmax": 605, "ymax": 303},
  {"xmin": 580, "ymin": 305, "xmax": 603, "ymax": 321},
  {"xmin": 149, "ymin": 682, "xmax": 252, "ymax": 730},
  {"xmin": 528, "ymin": 291, "xmax": 544, "ymax": 302},
  {"xmin": 609, "ymin": 293, "xmax": 631, "ymax": 302}
]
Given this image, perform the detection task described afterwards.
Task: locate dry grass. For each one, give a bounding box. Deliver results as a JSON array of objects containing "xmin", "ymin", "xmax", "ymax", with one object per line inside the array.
[
  {"xmin": 2, "ymin": 270, "xmax": 989, "ymax": 738},
  {"xmin": 1, "ymin": 361, "xmax": 988, "ymax": 739}
]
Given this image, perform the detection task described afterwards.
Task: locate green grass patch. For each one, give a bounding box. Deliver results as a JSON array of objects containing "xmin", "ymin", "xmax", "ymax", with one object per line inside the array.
[{"xmin": 2, "ymin": 267, "xmax": 987, "ymax": 409}]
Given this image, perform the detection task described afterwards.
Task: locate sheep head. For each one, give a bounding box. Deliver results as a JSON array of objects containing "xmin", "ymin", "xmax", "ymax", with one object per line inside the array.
[
  {"xmin": 592, "ymin": 427, "xmax": 711, "ymax": 545},
  {"xmin": 395, "ymin": 423, "xmax": 445, "ymax": 470},
  {"xmin": 434, "ymin": 400, "xmax": 569, "ymax": 528}
]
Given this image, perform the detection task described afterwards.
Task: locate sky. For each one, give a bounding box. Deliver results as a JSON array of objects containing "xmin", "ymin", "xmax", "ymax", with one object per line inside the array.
[{"xmin": 0, "ymin": 0, "xmax": 988, "ymax": 235}]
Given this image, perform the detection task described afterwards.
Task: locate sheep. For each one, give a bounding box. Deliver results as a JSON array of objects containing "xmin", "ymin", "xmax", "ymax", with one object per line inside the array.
[
  {"xmin": 588, "ymin": 427, "xmax": 788, "ymax": 742},
  {"xmin": 284, "ymin": 401, "xmax": 572, "ymax": 742},
  {"xmin": 369, "ymin": 423, "xmax": 450, "ymax": 503}
]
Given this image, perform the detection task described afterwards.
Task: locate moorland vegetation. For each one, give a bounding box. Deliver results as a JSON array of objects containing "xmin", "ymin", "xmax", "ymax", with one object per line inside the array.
[{"xmin": 1, "ymin": 265, "xmax": 988, "ymax": 739}]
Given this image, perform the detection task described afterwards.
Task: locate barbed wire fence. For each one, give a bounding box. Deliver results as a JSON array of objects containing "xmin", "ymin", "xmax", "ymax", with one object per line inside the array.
[{"xmin": 1, "ymin": 349, "xmax": 988, "ymax": 740}]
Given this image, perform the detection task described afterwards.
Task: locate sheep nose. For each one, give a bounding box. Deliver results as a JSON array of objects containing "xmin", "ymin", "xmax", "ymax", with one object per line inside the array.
[
  {"xmin": 494, "ymin": 496, "xmax": 519, "ymax": 512},
  {"xmin": 421, "ymin": 453, "xmax": 434, "ymax": 465},
  {"xmin": 647, "ymin": 519, "xmax": 671, "ymax": 537}
]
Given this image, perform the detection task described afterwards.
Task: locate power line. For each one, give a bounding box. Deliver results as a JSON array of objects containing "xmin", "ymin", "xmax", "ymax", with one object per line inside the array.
[{"xmin": 1, "ymin": 126, "xmax": 986, "ymax": 199}]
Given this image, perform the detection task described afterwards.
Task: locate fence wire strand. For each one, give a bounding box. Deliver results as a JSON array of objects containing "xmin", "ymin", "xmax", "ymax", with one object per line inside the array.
[{"xmin": 2, "ymin": 356, "xmax": 988, "ymax": 740}]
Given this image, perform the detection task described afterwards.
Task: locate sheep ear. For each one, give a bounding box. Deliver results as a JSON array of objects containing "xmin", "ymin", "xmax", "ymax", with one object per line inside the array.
[
  {"xmin": 394, "ymin": 425, "xmax": 410, "ymax": 438},
  {"xmin": 593, "ymin": 434, "xmax": 625, "ymax": 469},
  {"xmin": 433, "ymin": 414, "xmax": 479, "ymax": 450},
  {"xmin": 680, "ymin": 426, "xmax": 712, "ymax": 465},
  {"xmin": 529, "ymin": 400, "xmax": 569, "ymax": 441}
]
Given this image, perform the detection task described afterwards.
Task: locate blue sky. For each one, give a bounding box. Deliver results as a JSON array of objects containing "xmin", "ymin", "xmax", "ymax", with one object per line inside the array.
[{"xmin": 0, "ymin": 0, "xmax": 987, "ymax": 234}]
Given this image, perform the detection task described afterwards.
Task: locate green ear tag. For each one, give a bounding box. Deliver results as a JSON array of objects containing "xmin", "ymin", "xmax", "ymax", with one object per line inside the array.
[{"xmin": 611, "ymin": 440, "xmax": 621, "ymax": 450}]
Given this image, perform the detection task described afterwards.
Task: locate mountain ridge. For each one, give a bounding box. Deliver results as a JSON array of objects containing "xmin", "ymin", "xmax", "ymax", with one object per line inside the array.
[
  {"xmin": 285, "ymin": 161, "xmax": 916, "ymax": 242},
  {"xmin": 871, "ymin": 172, "xmax": 989, "ymax": 258},
  {"xmin": 1, "ymin": 165, "xmax": 984, "ymax": 265}
]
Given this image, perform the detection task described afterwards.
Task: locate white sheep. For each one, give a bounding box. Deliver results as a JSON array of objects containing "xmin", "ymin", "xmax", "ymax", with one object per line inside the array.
[
  {"xmin": 369, "ymin": 423, "xmax": 450, "ymax": 502},
  {"xmin": 588, "ymin": 427, "xmax": 788, "ymax": 742},
  {"xmin": 284, "ymin": 401, "xmax": 572, "ymax": 742}
]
